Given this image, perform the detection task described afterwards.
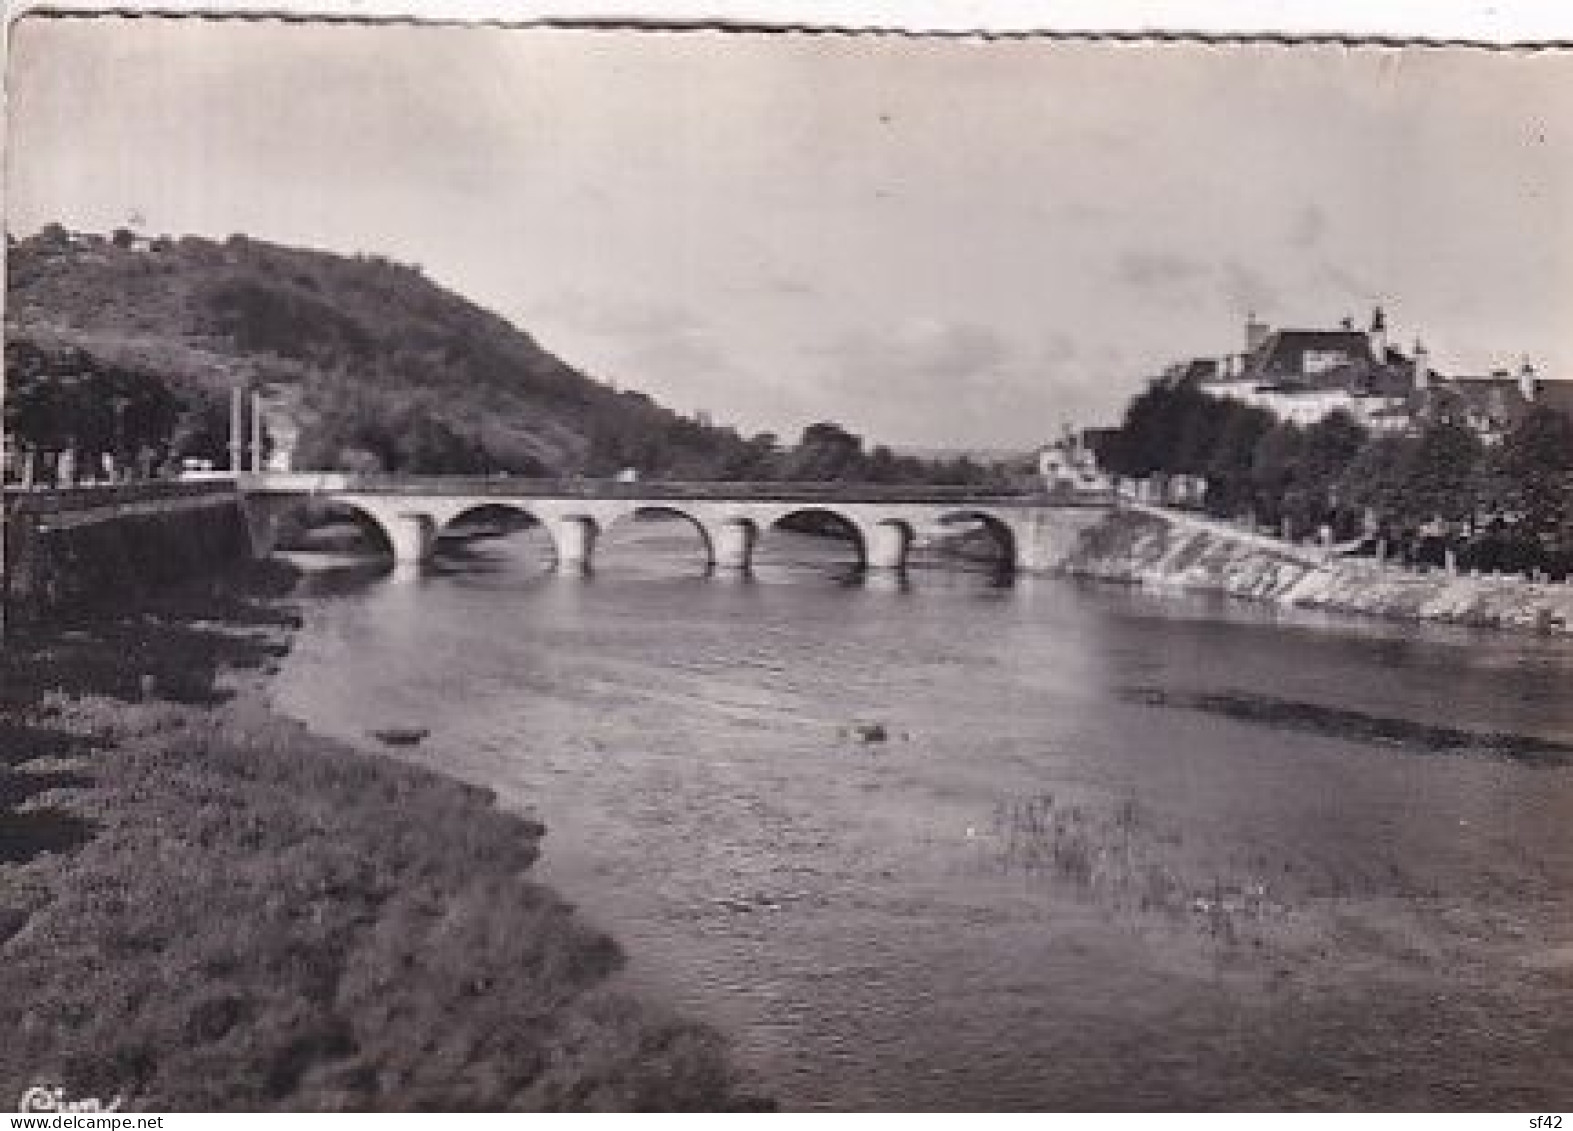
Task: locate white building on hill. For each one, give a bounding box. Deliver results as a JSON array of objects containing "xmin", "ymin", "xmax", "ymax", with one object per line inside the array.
[{"xmin": 1169, "ymin": 308, "xmax": 1573, "ymax": 442}]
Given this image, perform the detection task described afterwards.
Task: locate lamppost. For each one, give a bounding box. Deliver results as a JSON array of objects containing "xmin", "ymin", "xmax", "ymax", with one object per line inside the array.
[
  {"xmin": 249, "ymin": 389, "xmax": 264, "ymax": 474},
  {"xmin": 111, "ymin": 395, "xmax": 129, "ymax": 483},
  {"xmin": 228, "ymin": 385, "xmax": 245, "ymax": 474}
]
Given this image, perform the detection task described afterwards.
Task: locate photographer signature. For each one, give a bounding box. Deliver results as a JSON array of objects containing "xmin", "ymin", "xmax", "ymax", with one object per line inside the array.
[{"xmin": 18, "ymin": 1085, "xmax": 124, "ymax": 1113}]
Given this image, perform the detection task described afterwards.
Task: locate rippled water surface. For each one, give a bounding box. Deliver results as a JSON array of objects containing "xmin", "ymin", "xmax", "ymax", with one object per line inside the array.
[{"xmin": 271, "ymin": 522, "xmax": 1573, "ymax": 1110}]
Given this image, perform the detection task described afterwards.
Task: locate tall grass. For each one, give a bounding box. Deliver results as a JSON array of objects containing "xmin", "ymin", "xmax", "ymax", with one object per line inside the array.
[
  {"xmin": 989, "ymin": 792, "xmax": 1283, "ymax": 946},
  {"xmin": 0, "ymin": 574, "xmax": 762, "ymax": 1111}
]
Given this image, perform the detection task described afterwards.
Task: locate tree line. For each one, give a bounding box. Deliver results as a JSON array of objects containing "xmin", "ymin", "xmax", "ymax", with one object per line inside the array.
[
  {"xmin": 1095, "ymin": 382, "xmax": 1573, "ymax": 576},
  {"xmin": 3, "ymin": 341, "xmax": 238, "ymax": 483},
  {"xmin": 5, "ymin": 342, "xmax": 1017, "ymax": 491},
  {"xmin": 295, "ymin": 380, "xmax": 1017, "ymax": 488}
]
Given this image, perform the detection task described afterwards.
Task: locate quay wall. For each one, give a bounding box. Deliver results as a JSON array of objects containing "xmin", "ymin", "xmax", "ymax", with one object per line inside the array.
[
  {"xmin": 3, "ymin": 484, "xmax": 248, "ymax": 624},
  {"xmin": 1050, "ymin": 502, "xmax": 1573, "ymax": 636}
]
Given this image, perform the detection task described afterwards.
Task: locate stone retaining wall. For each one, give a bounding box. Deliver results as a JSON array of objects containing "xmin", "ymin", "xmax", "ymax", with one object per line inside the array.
[
  {"xmin": 4, "ymin": 490, "xmax": 248, "ymax": 625},
  {"xmin": 1060, "ymin": 504, "xmax": 1573, "ymax": 636},
  {"xmin": 1286, "ymin": 560, "xmax": 1573, "ymax": 634}
]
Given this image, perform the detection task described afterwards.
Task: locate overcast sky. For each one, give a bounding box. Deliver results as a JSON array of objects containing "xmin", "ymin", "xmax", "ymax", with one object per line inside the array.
[{"xmin": 9, "ymin": 18, "xmax": 1573, "ymax": 448}]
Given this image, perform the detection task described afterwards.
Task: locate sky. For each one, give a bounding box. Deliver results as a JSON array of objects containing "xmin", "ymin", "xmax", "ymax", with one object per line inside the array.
[{"xmin": 8, "ymin": 17, "xmax": 1573, "ymax": 449}]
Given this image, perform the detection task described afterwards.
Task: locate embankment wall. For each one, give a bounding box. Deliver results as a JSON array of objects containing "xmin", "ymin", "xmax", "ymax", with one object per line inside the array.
[
  {"xmin": 4, "ymin": 489, "xmax": 249, "ymax": 624},
  {"xmin": 1050, "ymin": 503, "xmax": 1573, "ymax": 636}
]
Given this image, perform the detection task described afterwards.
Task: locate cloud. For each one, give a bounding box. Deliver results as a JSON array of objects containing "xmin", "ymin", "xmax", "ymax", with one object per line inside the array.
[
  {"xmin": 1218, "ymin": 262, "xmax": 1281, "ymax": 315},
  {"xmin": 620, "ymin": 322, "xmax": 731, "ymax": 381},
  {"xmin": 758, "ymin": 275, "xmax": 818, "ymax": 300},
  {"xmin": 1312, "ymin": 261, "xmax": 1378, "ymax": 306},
  {"xmin": 1115, "ymin": 250, "xmax": 1208, "ymax": 290},
  {"xmin": 1289, "ymin": 203, "xmax": 1326, "ymax": 249},
  {"xmin": 525, "ymin": 291, "xmax": 702, "ymax": 339},
  {"xmin": 514, "ymin": 290, "xmax": 763, "ymax": 419},
  {"xmin": 1112, "ymin": 251, "xmax": 1214, "ymax": 314},
  {"xmin": 1039, "ymin": 331, "xmax": 1080, "ymax": 366},
  {"xmin": 793, "ymin": 320, "xmax": 1114, "ymax": 447},
  {"xmin": 811, "ymin": 320, "xmax": 1013, "ymax": 388}
]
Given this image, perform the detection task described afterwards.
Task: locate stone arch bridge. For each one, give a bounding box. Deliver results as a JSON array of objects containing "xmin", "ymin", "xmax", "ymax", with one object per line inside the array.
[{"xmin": 241, "ymin": 474, "xmax": 1109, "ymax": 575}]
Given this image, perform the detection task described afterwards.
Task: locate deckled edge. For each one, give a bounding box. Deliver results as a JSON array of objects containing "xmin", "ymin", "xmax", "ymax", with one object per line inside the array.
[{"xmin": 6, "ymin": 3, "xmax": 1573, "ymax": 50}]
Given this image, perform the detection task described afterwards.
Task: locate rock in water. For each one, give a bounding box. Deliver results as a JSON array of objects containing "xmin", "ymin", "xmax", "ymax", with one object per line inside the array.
[{"xmin": 371, "ymin": 726, "xmax": 430, "ymax": 747}]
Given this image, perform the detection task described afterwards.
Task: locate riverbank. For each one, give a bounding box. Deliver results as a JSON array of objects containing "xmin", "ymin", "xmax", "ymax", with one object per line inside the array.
[
  {"xmin": 0, "ymin": 563, "xmax": 759, "ymax": 1112},
  {"xmin": 3, "ymin": 484, "xmax": 248, "ymax": 629},
  {"xmin": 1061, "ymin": 504, "xmax": 1573, "ymax": 636}
]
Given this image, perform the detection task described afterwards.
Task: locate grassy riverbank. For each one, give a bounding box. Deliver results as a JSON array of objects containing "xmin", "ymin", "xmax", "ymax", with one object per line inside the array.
[{"xmin": 0, "ymin": 564, "xmax": 759, "ymax": 1112}]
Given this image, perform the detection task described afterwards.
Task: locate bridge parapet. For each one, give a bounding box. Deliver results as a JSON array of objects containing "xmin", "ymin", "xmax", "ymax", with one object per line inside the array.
[
  {"xmin": 240, "ymin": 471, "xmax": 352, "ymax": 494},
  {"xmin": 244, "ymin": 472, "xmax": 1110, "ymax": 508},
  {"xmin": 5, "ymin": 479, "xmax": 238, "ymax": 517}
]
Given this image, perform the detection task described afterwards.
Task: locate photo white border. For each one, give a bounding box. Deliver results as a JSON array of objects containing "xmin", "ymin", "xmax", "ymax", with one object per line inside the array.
[
  {"xmin": 5, "ymin": 0, "xmax": 1573, "ymax": 1118},
  {"xmin": 6, "ymin": 0, "xmax": 1573, "ymax": 42}
]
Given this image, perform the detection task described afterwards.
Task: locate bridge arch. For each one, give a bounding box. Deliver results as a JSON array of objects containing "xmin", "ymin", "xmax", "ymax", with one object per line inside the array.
[
  {"xmin": 934, "ymin": 509, "xmax": 1019, "ymax": 573},
  {"xmin": 597, "ymin": 505, "xmax": 716, "ymax": 574},
  {"xmin": 245, "ymin": 494, "xmax": 398, "ymax": 559},
  {"xmin": 435, "ymin": 500, "xmax": 547, "ymax": 535},
  {"xmin": 754, "ymin": 507, "xmax": 867, "ymax": 573},
  {"xmin": 432, "ymin": 502, "xmax": 557, "ymax": 569}
]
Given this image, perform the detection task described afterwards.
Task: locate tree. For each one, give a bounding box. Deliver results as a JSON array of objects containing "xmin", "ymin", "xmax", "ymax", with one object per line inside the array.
[
  {"xmin": 1166, "ymin": 387, "xmax": 1228, "ymax": 477},
  {"xmin": 4, "ymin": 341, "xmax": 183, "ymax": 476},
  {"xmin": 1395, "ymin": 419, "xmax": 1484, "ymax": 528},
  {"xmin": 1104, "ymin": 382, "xmax": 1177, "ymax": 479},
  {"xmin": 1203, "ymin": 400, "xmax": 1275, "ymax": 518},
  {"xmin": 783, "ymin": 422, "xmax": 865, "ymax": 481},
  {"xmin": 1301, "ymin": 411, "xmax": 1367, "ymax": 487},
  {"xmin": 1337, "ymin": 434, "xmax": 1412, "ymax": 536},
  {"xmin": 1297, "ymin": 410, "xmax": 1369, "ymax": 534},
  {"xmin": 1249, "ymin": 422, "xmax": 1305, "ymax": 531},
  {"xmin": 866, "ymin": 444, "xmax": 901, "ymax": 483},
  {"xmin": 1492, "ymin": 405, "xmax": 1573, "ymax": 552}
]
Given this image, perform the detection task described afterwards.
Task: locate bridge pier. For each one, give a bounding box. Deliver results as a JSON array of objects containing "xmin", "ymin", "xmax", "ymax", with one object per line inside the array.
[
  {"xmin": 553, "ymin": 515, "xmax": 598, "ymax": 573},
  {"xmin": 238, "ymin": 496, "xmax": 285, "ymax": 559},
  {"xmin": 866, "ymin": 520, "xmax": 911, "ymax": 572},
  {"xmin": 863, "ymin": 568, "xmax": 913, "ymax": 593},
  {"xmin": 387, "ymin": 511, "xmax": 437, "ymax": 565},
  {"xmin": 711, "ymin": 518, "xmax": 756, "ymax": 573}
]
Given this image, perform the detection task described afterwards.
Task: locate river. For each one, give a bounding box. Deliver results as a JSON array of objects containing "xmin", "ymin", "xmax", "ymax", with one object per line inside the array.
[{"xmin": 269, "ymin": 518, "xmax": 1573, "ymax": 1110}]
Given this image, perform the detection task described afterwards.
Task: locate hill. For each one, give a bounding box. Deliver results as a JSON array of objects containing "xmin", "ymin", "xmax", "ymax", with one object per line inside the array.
[
  {"xmin": 5, "ymin": 226, "xmax": 1019, "ymax": 488},
  {"xmin": 5, "ymin": 226, "xmax": 780, "ymax": 478}
]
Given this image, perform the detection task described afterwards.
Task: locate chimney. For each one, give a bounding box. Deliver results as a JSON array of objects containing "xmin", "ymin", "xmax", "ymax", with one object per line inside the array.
[
  {"xmin": 1519, "ymin": 357, "xmax": 1538, "ymax": 401},
  {"xmin": 1412, "ymin": 339, "xmax": 1430, "ymax": 392},
  {"xmin": 1369, "ymin": 305, "xmax": 1388, "ymax": 360},
  {"xmin": 1245, "ymin": 312, "xmax": 1269, "ymax": 354}
]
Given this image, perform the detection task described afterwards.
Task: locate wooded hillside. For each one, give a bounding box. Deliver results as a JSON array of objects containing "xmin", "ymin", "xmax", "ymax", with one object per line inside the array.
[{"xmin": 6, "ymin": 227, "xmax": 1013, "ymax": 487}]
